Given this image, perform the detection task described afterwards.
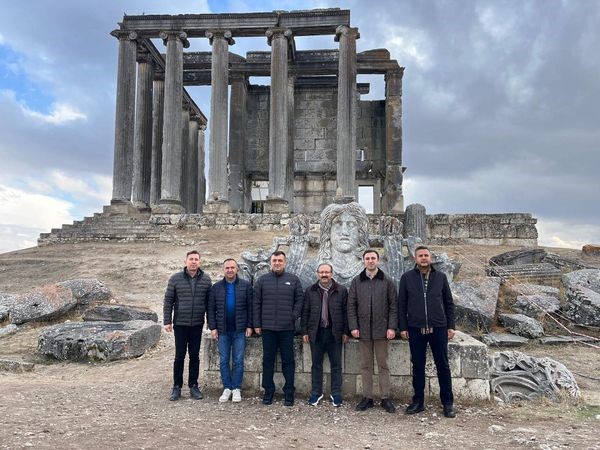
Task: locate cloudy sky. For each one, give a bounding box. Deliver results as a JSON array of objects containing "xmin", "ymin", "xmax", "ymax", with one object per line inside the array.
[{"xmin": 0, "ymin": 0, "xmax": 598, "ymax": 253}]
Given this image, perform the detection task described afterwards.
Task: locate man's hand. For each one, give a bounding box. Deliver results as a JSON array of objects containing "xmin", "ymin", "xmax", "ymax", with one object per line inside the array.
[
  {"xmin": 386, "ymin": 329, "xmax": 396, "ymax": 340},
  {"xmin": 302, "ymin": 335, "xmax": 309, "ymax": 343},
  {"xmin": 448, "ymin": 329, "xmax": 456, "ymax": 340},
  {"xmin": 343, "ymin": 335, "xmax": 349, "ymax": 344},
  {"xmin": 245, "ymin": 328, "xmax": 253, "ymax": 337},
  {"xmin": 254, "ymin": 327, "xmax": 262, "ymax": 335},
  {"xmin": 351, "ymin": 329, "xmax": 360, "ymax": 339},
  {"xmin": 400, "ymin": 330, "xmax": 409, "ymax": 340},
  {"xmin": 164, "ymin": 324, "xmax": 172, "ymax": 332},
  {"xmin": 211, "ymin": 329, "xmax": 218, "ymax": 339}
]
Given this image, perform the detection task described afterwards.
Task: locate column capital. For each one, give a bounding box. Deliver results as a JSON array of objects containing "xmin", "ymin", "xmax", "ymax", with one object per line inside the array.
[
  {"xmin": 206, "ymin": 29, "xmax": 235, "ymax": 46},
  {"xmin": 199, "ymin": 124, "xmax": 207, "ymax": 132},
  {"xmin": 229, "ymin": 72, "xmax": 248, "ymax": 84},
  {"xmin": 385, "ymin": 67, "xmax": 404, "ymax": 82},
  {"xmin": 135, "ymin": 48, "xmax": 153, "ymax": 64},
  {"xmin": 110, "ymin": 29, "xmax": 138, "ymax": 41},
  {"xmin": 266, "ymin": 27, "xmax": 292, "ymax": 46},
  {"xmin": 159, "ymin": 30, "xmax": 190, "ymax": 48},
  {"xmin": 334, "ymin": 25, "xmax": 360, "ymax": 42}
]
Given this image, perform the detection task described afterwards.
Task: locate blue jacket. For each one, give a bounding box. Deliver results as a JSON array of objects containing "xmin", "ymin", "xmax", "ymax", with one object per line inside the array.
[{"xmin": 208, "ymin": 276, "xmax": 254, "ymax": 333}]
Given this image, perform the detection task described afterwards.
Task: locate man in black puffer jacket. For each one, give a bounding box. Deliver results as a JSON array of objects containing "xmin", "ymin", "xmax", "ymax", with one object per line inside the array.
[
  {"xmin": 398, "ymin": 245, "xmax": 456, "ymax": 418},
  {"xmin": 163, "ymin": 250, "xmax": 212, "ymax": 401},
  {"xmin": 253, "ymin": 251, "xmax": 304, "ymax": 406},
  {"xmin": 208, "ymin": 258, "xmax": 253, "ymax": 403}
]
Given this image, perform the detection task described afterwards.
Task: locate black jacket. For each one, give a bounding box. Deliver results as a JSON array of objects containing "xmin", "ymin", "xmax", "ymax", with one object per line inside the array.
[
  {"xmin": 253, "ymin": 270, "xmax": 304, "ymax": 331},
  {"xmin": 398, "ymin": 266, "xmax": 455, "ymax": 331},
  {"xmin": 207, "ymin": 276, "xmax": 253, "ymax": 333},
  {"xmin": 163, "ymin": 268, "xmax": 212, "ymax": 326},
  {"xmin": 301, "ymin": 280, "xmax": 349, "ymax": 343}
]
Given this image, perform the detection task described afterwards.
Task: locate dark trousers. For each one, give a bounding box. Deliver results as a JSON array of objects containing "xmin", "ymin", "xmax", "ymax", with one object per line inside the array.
[
  {"xmin": 408, "ymin": 326, "xmax": 454, "ymax": 406},
  {"xmin": 262, "ymin": 329, "xmax": 295, "ymax": 395},
  {"xmin": 309, "ymin": 327, "xmax": 343, "ymax": 397},
  {"xmin": 173, "ymin": 324, "xmax": 203, "ymax": 388}
]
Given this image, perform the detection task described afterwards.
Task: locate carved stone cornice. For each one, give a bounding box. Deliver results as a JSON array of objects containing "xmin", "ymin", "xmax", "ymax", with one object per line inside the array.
[
  {"xmin": 265, "ymin": 27, "xmax": 292, "ymax": 46},
  {"xmin": 205, "ymin": 30, "xmax": 235, "ymax": 46},
  {"xmin": 159, "ymin": 30, "xmax": 190, "ymax": 48},
  {"xmin": 334, "ymin": 25, "xmax": 360, "ymax": 42}
]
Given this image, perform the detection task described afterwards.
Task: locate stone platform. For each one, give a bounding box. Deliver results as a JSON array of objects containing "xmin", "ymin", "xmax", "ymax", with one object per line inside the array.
[{"xmin": 200, "ymin": 330, "xmax": 490, "ymax": 402}]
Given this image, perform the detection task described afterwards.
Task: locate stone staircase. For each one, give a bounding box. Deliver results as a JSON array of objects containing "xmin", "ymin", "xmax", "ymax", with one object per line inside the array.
[
  {"xmin": 38, "ymin": 205, "xmax": 161, "ymax": 246},
  {"xmin": 486, "ymin": 263, "xmax": 563, "ymax": 287}
]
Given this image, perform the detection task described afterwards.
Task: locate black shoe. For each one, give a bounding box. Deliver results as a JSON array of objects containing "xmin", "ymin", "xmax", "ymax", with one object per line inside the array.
[
  {"xmin": 355, "ymin": 397, "xmax": 374, "ymax": 411},
  {"xmin": 443, "ymin": 404, "xmax": 456, "ymax": 418},
  {"xmin": 262, "ymin": 391, "xmax": 274, "ymax": 405},
  {"xmin": 381, "ymin": 398, "xmax": 396, "ymax": 413},
  {"xmin": 169, "ymin": 386, "xmax": 181, "ymax": 401},
  {"xmin": 405, "ymin": 402, "xmax": 425, "ymax": 415},
  {"xmin": 284, "ymin": 392, "xmax": 294, "ymax": 406},
  {"xmin": 190, "ymin": 385, "xmax": 203, "ymax": 400}
]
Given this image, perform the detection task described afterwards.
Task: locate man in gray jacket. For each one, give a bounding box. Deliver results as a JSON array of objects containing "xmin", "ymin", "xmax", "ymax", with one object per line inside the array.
[
  {"xmin": 163, "ymin": 250, "xmax": 212, "ymax": 401},
  {"xmin": 348, "ymin": 249, "xmax": 398, "ymax": 413},
  {"xmin": 253, "ymin": 251, "xmax": 304, "ymax": 406}
]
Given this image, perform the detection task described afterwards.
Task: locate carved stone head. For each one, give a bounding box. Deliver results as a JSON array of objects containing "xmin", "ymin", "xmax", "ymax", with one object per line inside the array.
[{"xmin": 317, "ymin": 202, "xmax": 369, "ymax": 261}]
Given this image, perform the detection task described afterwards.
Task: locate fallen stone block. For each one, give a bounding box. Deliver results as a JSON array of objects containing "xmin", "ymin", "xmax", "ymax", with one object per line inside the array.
[
  {"xmin": 562, "ymin": 269, "xmax": 600, "ymax": 327},
  {"xmin": 486, "ymin": 263, "xmax": 562, "ymax": 286},
  {"xmin": 0, "ymin": 293, "xmax": 16, "ymax": 321},
  {"xmin": 10, "ymin": 285, "xmax": 77, "ymax": 325},
  {"xmin": 82, "ymin": 304, "xmax": 158, "ymax": 322},
  {"xmin": 513, "ymin": 295, "xmax": 560, "ymax": 319},
  {"xmin": 508, "ymin": 283, "xmax": 560, "ymax": 299},
  {"xmin": 451, "ymin": 278, "xmax": 500, "ymax": 331},
  {"xmin": 0, "ymin": 323, "xmax": 18, "ymax": 338},
  {"xmin": 582, "ymin": 244, "xmax": 600, "ymax": 257},
  {"xmin": 38, "ymin": 320, "xmax": 161, "ymax": 362},
  {"xmin": 543, "ymin": 253, "xmax": 594, "ymax": 271},
  {"xmin": 498, "ymin": 313, "xmax": 544, "ymax": 338},
  {"xmin": 482, "ymin": 332, "xmax": 529, "ymax": 347},
  {"xmin": 0, "ymin": 358, "xmax": 35, "ymax": 373},
  {"xmin": 57, "ymin": 278, "xmax": 112, "ymax": 305},
  {"xmin": 538, "ymin": 335, "xmax": 599, "ymax": 345},
  {"xmin": 489, "ymin": 248, "xmax": 547, "ymax": 266}
]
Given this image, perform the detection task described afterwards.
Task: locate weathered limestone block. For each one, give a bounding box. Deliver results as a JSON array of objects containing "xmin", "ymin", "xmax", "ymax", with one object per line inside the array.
[
  {"xmin": 57, "ymin": 278, "xmax": 112, "ymax": 305},
  {"xmin": 489, "ymin": 248, "xmax": 546, "ymax": 266},
  {"xmin": 543, "ymin": 253, "xmax": 593, "ymax": 272},
  {"xmin": 0, "ymin": 358, "xmax": 35, "ymax": 373},
  {"xmin": 582, "ymin": 244, "xmax": 600, "ymax": 257},
  {"xmin": 562, "ymin": 269, "xmax": 600, "ymax": 327},
  {"xmin": 451, "ymin": 278, "xmax": 500, "ymax": 331},
  {"xmin": 490, "ymin": 350, "xmax": 579, "ymax": 402},
  {"xmin": 508, "ymin": 283, "xmax": 560, "ymax": 299},
  {"xmin": 0, "ymin": 324, "xmax": 18, "ymax": 338},
  {"xmin": 11, "ymin": 285, "xmax": 77, "ymax": 324},
  {"xmin": 82, "ymin": 304, "xmax": 158, "ymax": 322},
  {"xmin": 38, "ymin": 320, "xmax": 161, "ymax": 362},
  {"xmin": 0, "ymin": 293, "xmax": 15, "ymax": 321},
  {"xmin": 498, "ymin": 313, "xmax": 544, "ymax": 339},
  {"xmin": 482, "ymin": 332, "xmax": 529, "ymax": 347},
  {"xmin": 513, "ymin": 295, "xmax": 560, "ymax": 319}
]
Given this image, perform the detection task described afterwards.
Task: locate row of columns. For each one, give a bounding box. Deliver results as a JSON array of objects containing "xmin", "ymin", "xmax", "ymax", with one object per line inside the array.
[{"xmin": 110, "ymin": 30, "xmax": 207, "ymax": 214}]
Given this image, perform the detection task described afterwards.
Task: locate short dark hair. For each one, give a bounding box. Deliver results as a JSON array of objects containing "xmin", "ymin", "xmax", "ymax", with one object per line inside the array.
[
  {"xmin": 317, "ymin": 263, "xmax": 333, "ymax": 273},
  {"xmin": 415, "ymin": 245, "xmax": 430, "ymax": 254},
  {"xmin": 362, "ymin": 249, "xmax": 379, "ymax": 259},
  {"xmin": 186, "ymin": 250, "xmax": 200, "ymax": 258},
  {"xmin": 271, "ymin": 250, "xmax": 286, "ymax": 259},
  {"xmin": 223, "ymin": 258, "xmax": 237, "ymax": 265}
]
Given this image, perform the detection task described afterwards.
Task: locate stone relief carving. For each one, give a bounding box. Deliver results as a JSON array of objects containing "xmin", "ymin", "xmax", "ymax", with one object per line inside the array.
[{"xmin": 490, "ymin": 350, "xmax": 580, "ymax": 402}]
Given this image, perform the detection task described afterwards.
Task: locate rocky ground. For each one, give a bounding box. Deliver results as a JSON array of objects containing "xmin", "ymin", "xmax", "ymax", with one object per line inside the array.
[{"xmin": 1, "ymin": 231, "xmax": 599, "ymax": 449}]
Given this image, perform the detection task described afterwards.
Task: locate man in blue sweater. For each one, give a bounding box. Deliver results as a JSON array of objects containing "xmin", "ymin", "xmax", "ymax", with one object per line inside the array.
[{"xmin": 208, "ymin": 258, "xmax": 254, "ymax": 403}]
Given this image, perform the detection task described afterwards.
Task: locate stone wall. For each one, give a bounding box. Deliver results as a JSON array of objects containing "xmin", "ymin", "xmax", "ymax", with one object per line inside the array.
[{"xmin": 200, "ymin": 331, "xmax": 491, "ymax": 402}]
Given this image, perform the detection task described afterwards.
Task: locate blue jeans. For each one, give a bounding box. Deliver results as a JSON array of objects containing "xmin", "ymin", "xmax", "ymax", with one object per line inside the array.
[{"xmin": 218, "ymin": 330, "xmax": 246, "ymax": 390}]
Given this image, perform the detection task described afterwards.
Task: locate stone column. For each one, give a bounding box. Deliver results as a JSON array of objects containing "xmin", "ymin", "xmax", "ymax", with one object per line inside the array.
[
  {"xmin": 382, "ymin": 67, "xmax": 405, "ymax": 213},
  {"xmin": 149, "ymin": 74, "xmax": 164, "ymax": 207},
  {"xmin": 109, "ymin": 30, "xmax": 137, "ymax": 210},
  {"xmin": 197, "ymin": 125, "xmax": 207, "ymax": 212},
  {"xmin": 180, "ymin": 104, "xmax": 190, "ymax": 211},
  {"xmin": 335, "ymin": 26, "xmax": 360, "ymax": 203},
  {"xmin": 188, "ymin": 118, "xmax": 199, "ymax": 213},
  {"xmin": 156, "ymin": 31, "xmax": 188, "ymax": 214},
  {"xmin": 204, "ymin": 30, "xmax": 234, "ymax": 213},
  {"xmin": 405, "ymin": 203, "xmax": 427, "ymax": 243},
  {"xmin": 286, "ymin": 74, "xmax": 295, "ymax": 211},
  {"xmin": 265, "ymin": 27, "xmax": 292, "ymax": 213},
  {"xmin": 228, "ymin": 73, "xmax": 247, "ymax": 212},
  {"xmin": 131, "ymin": 49, "xmax": 154, "ymax": 210}
]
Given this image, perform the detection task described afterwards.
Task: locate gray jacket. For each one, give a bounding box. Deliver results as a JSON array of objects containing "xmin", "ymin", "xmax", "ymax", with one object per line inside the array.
[{"xmin": 163, "ymin": 268, "xmax": 212, "ymax": 327}]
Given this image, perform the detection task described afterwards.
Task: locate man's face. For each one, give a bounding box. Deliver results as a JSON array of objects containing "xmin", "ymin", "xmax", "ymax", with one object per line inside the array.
[
  {"xmin": 330, "ymin": 211, "xmax": 359, "ymax": 253},
  {"xmin": 270, "ymin": 254, "xmax": 286, "ymax": 273},
  {"xmin": 363, "ymin": 251, "xmax": 379, "ymax": 271},
  {"xmin": 317, "ymin": 265, "xmax": 333, "ymax": 285},
  {"xmin": 186, "ymin": 253, "xmax": 201, "ymax": 272},
  {"xmin": 415, "ymin": 249, "xmax": 432, "ymax": 268},
  {"xmin": 223, "ymin": 260, "xmax": 238, "ymax": 282}
]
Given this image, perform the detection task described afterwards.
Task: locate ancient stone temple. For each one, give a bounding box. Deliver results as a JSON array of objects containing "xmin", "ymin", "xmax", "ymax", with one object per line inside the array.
[{"xmin": 108, "ymin": 8, "xmax": 404, "ymax": 215}]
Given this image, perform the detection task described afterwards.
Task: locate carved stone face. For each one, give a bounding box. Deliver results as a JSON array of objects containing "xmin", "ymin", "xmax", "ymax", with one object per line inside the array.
[{"xmin": 330, "ymin": 211, "xmax": 360, "ymax": 253}]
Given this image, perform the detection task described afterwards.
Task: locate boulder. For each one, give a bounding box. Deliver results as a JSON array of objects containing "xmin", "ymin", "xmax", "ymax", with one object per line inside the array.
[
  {"xmin": 582, "ymin": 244, "xmax": 600, "ymax": 257},
  {"xmin": 0, "ymin": 293, "xmax": 16, "ymax": 321},
  {"xmin": 38, "ymin": 320, "xmax": 161, "ymax": 362},
  {"xmin": 10, "ymin": 285, "xmax": 77, "ymax": 324},
  {"xmin": 498, "ymin": 313, "xmax": 544, "ymax": 338},
  {"xmin": 489, "ymin": 248, "xmax": 547, "ymax": 266},
  {"xmin": 482, "ymin": 332, "xmax": 529, "ymax": 347},
  {"xmin": 57, "ymin": 278, "xmax": 112, "ymax": 305},
  {"xmin": 451, "ymin": 278, "xmax": 500, "ymax": 331},
  {"xmin": 432, "ymin": 252, "xmax": 462, "ymax": 283},
  {"xmin": 561, "ymin": 269, "xmax": 600, "ymax": 327},
  {"xmin": 82, "ymin": 304, "xmax": 158, "ymax": 322},
  {"xmin": 513, "ymin": 295, "xmax": 560, "ymax": 319},
  {"xmin": 508, "ymin": 283, "xmax": 560, "ymax": 299}
]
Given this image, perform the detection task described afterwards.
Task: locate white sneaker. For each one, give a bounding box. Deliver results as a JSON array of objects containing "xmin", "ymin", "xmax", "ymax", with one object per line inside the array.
[
  {"xmin": 219, "ymin": 388, "xmax": 232, "ymax": 403},
  {"xmin": 232, "ymin": 389, "xmax": 242, "ymax": 403}
]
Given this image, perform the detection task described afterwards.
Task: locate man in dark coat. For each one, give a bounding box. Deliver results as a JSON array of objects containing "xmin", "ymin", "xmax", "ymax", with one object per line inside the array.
[
  {"xmin": 208, "ymin": 258, "xmax": 253, "ymax": 403},
  {"xmin": 253, "ymin": 251, "xmax": 304, "ymax": 406},
  {"xmin": 163, "ymin": 250, "xmax": 212, "ymax": 401},
  {"xmin": 398, "ymin": 245, "xmax": 457, "ymax": 418},
  {"xmin": 348, "ymin": 249, "xmax": 398, "ymax": 413},
  {"xmin": 301, "ymin": 263, "xmax": 349, "ymax": 407}
]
